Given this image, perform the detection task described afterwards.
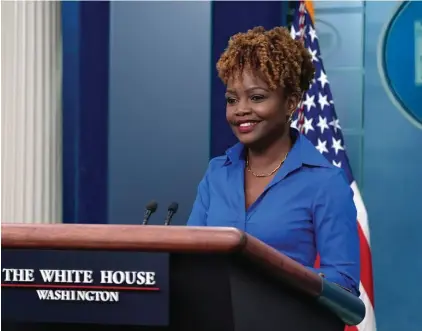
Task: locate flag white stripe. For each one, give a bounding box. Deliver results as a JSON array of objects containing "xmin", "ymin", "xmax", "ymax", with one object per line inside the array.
[
  {"xmin": 351, "ymin": 181, "xmax": 371, "ymax": 244},
  {"xmin": 356, "ymin": 284, "xmax": 377, "ymax": 331},
  {"xmin": 351, "ymin": 181, "xmax": 376, "ymax": 330}
]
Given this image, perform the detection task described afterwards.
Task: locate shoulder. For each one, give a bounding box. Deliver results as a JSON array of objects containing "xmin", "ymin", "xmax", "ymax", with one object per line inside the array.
[
  {"xmin": 308, "ymin": 166, "xmax": 354, "ymax": 211},
  {"xmin": 298, "ymin": 134, "xmax": 350, "ymax": 187},
  {"xmin": 314, "ymin": 167, "xmax": 352, "ymax": 198},
  {"xmin": 299, "ymin": 134, "xmax": 335, "ymax": 169},
  {"xmin": 203, "ymin": 155, "xmax": 227, "ymax": 176},
  {"xmin": 197, "ymin": 155, "xmax": 229, "ymax": 186},
  {"xmin": 204, "ymin": 141, "xmax": 244, "ymax": 175},
  {"xmin": 208, "ymin": 155, "xmax": 228, "ymax": 170}
]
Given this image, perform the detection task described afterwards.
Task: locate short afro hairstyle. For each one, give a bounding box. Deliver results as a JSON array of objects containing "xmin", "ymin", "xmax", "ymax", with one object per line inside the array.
[{"xmin": 216, "ymin": 26, "xmax": 315, "ymax": 96}]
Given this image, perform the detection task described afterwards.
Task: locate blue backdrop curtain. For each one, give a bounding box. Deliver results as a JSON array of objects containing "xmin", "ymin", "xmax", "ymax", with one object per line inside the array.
[
  {"xmin": 210, "ymin": 1, "xmax": 287, "ymax": 158},
  {"xmin": 62, "ymin": 1, "xmax": 110, "ymax": 224},
  {"xmin": 61, "ymin": 1, "xmax": 287, "ymax": 223}
]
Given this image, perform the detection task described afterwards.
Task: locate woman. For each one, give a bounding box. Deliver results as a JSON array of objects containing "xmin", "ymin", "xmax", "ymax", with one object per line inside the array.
[{"xmin": 187, "ymin": 26, "xmax": 360, "ymax": 296}]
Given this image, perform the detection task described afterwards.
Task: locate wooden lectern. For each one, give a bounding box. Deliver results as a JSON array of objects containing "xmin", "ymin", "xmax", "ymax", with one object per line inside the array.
[{"xmin": 1, "ymin": 224, "xmax": 365, "ymax": 331}]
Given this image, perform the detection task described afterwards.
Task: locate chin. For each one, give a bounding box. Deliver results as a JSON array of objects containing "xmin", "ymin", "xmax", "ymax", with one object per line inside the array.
[{"xmin": 236, "ymin": 133, "xmax": 261, "ymax": 147}]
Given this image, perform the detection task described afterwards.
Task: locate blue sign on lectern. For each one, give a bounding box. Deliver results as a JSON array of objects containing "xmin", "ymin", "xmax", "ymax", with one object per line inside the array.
[
  {"xmin": 380, "ymin": 1, "xmax": 422, "ymax": 129},
  {"xmin": 1, "ymin": 249, "xmax": 169, "ymax": 326}
]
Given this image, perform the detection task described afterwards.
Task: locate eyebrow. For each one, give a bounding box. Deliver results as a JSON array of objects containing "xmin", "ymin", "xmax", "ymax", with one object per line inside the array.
[{"xmin": 226, "ymin": 86, "xmax": 269, "ymax": 94}]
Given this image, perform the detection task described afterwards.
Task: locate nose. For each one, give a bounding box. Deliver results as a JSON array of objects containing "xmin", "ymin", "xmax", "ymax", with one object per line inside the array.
[{"xmin": 234, "ymin": 99, "xmax": 252, "ymax": 116}]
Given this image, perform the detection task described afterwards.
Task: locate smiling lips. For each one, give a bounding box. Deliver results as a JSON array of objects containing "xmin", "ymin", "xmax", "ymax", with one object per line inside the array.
[{"xmin": 237, "ymin": 121, "xmax": 260, "ymax": 133}]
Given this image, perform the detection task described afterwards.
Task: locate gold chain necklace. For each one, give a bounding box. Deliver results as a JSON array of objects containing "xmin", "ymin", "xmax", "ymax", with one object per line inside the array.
[{"xmin": 246, "ymin": 153, "xmax": 288, "ymax": 178}]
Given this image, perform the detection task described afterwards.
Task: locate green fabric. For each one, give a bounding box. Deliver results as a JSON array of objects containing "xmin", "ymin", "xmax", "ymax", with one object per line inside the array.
[{"xmin": 317, "ymin": 279, "xmax": 366, "ymax": 326}]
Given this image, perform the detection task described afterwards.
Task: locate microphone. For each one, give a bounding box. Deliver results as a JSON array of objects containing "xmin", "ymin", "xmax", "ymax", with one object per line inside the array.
[
  {"xmin": 164, "ymin": 202, "xmax": 179, "ymax": 226},
  {"xmin": 142, "ymin": 200, "xmax": 158, "ymax": 225}
]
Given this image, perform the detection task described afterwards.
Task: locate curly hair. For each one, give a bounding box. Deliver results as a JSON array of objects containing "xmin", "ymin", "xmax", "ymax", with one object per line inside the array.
[{"xmin": 216, "ymin": 26, "xmax": 315, "ymax": 96}]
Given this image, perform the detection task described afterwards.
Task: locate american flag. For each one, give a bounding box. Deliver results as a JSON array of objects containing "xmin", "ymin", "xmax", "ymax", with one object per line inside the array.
[{"xmin": 290, "ymin": 2, "xmax": 376, "ymax": 331}]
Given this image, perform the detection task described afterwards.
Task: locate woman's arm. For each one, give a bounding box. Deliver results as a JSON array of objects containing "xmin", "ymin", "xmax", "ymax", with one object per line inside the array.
[
  {"xmin": 186, "ymin": 168, "xmax": 211, "ymax": 226},
  {"xmin": 310, "ymin": 170, "xmax": 360, "ymax": 296}
]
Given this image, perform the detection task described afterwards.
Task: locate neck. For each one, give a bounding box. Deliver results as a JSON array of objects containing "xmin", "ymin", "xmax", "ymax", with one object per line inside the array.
[{"xmin": 247, "ymin": 128, "xmax": 292, "ymax": 171}]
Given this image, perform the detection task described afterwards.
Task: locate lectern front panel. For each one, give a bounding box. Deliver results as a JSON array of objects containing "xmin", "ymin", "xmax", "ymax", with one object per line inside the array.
[
  {"xmin": 228, "ymin": 257, "xmax": 345, "ymax": 331},
  {"xmin": 1, "ymin": 249, "xmax": 169, "ymax": 327}
]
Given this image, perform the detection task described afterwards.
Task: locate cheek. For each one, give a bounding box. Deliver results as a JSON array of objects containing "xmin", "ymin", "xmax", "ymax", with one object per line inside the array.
[
  {"xmin": 226, "ymin": 105, "xmax": 236, "ymax": 121},
  {"xmin": 255, "ymin": 104, "xmax": 286, "ymax": 123},
  {"xmin": 266, "ymin": 115, "xmax": 287, "ymax": 129}
]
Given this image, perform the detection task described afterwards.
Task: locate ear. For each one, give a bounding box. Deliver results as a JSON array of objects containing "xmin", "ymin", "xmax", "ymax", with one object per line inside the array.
[{"xmin": 286, "ymin": 93, "xmax": 301, "ymax": 116}]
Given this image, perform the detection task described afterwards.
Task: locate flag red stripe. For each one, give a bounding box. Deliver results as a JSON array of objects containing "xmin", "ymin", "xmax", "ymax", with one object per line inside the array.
[
  {"xmin": 357, "ymin": 222, "xmax": 375, "ymax": 305},
  {"xmin": 314, "ymin": 253, "xmax": 320, "ymax": 268}
]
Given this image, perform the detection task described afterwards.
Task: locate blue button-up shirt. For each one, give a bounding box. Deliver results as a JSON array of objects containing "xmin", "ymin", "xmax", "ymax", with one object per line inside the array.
[{"xmin": 187, "ymin": 129, "xmax": 360, "ymax": 296}]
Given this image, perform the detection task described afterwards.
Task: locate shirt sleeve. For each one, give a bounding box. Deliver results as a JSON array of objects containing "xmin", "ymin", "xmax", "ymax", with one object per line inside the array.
[
  {"xmin": 309, "ymin": 170, "xmax": 361, "ymax": 296},
  {"xmin": 186, "ymin": 168, "xmax": 211, "ymax": 226}
]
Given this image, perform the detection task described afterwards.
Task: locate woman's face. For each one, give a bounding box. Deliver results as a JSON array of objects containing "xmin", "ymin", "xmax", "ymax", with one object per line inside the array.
[{"xmin": 225, "ymin": 70, "xmax": 298, "ymax": 147}]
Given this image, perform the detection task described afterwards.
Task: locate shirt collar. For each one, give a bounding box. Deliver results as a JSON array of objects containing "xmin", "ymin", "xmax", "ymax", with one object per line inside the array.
[{"xmin": 223, "ymin": 128, "xmax": 329, "ymax": 169}]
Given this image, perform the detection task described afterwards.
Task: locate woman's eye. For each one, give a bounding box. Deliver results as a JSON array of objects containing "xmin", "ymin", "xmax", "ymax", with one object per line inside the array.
[
  {"xmin": 226, "ymin": 97, "xmax": 237, "ymax": 104},
  {"xmin": 251, "ymin": 95, "xmax": 265, "ymax": 102}
]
